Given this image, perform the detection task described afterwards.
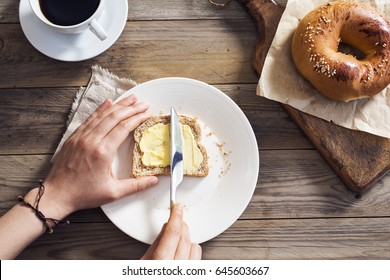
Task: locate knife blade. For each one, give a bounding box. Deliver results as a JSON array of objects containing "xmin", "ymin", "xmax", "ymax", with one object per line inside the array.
[{"xmin": 170, "ymin": 107, "xmax": 184, "ymax": 208}]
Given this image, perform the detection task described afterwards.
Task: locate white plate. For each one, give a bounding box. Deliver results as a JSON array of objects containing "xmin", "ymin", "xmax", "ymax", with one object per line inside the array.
[
  {"xmin": 101, "ymin": 78, "xmax": 259, "ymax": 244},
  {"xmin": 19, "ymin": 0, "xmax": 128, "ymax": 61}
]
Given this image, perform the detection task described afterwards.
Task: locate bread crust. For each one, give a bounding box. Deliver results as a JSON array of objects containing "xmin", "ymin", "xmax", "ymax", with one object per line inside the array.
[
  {"xmin": 291, "ymin": 1, "xmax": 390, "ymax": 102},
  {"xmin": 132, "ymin": 115, "xmax": 209, "ymax": 177}
]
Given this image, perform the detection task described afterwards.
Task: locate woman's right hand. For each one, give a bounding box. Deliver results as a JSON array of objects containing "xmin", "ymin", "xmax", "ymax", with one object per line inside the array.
[{"xmin": 142, "ymin": 204, "xmax": 202, "ymax": 260}]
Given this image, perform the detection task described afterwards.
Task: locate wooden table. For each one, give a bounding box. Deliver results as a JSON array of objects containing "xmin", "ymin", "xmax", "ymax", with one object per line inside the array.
[{"xmin": 1, "ymin": 0, "xmax": 389, "ymax": 260}]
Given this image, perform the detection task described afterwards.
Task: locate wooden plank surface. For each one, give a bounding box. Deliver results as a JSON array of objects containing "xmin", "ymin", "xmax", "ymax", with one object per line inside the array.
[
  {"xmin": 0, "ymin": 85, "xmax": 310, "ymax": 155},
  {"xmin": 0, "ymin": 0, "xmax": 249, "ymax": 23},
  {"xmin": 1, "ymin": 154, "xmax": 389, "ymax": 221},
  {"xmin": 0, "ymin": 0, "xmax": 389, "ymax": 260},
  {"xmin": 15, "ymin": 217, "xmax": 390, "ymax": 260},
  {"xmin": 0, "ymin": 20, "xmax": 258, "ymax": 88}
]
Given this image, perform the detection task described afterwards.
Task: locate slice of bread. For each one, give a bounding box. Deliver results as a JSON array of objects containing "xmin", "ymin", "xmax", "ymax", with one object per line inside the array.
[{"xmin": 132, "ymin": 115, "xmax": 209, "ymax": 177}]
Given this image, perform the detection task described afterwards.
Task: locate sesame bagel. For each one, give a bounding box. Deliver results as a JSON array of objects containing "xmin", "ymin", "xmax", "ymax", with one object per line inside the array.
[{"xmin": 291, "ymin": 1, "xmax": 390, "ymax": 102}]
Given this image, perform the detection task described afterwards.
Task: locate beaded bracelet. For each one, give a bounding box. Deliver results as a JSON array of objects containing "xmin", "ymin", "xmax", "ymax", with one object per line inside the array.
[{"xmin": 17, "ymin": 180, "xmax": 70, "ymax": 234}]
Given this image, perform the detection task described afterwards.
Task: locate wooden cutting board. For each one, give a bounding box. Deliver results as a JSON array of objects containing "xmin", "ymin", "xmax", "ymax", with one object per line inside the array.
[{"xmin": 238, "ymin": 0, "xmax": 390, "ymax": 193}]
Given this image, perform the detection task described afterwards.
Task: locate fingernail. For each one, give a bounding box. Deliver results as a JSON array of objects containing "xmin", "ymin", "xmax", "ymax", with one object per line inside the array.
[
  {"xmin": 123, "ymin": 94, "xmax": 137, "ymax": 104},
  {"xmin": 149, "ymin": 176, "xmax": 158, "ymax": 185},
  {"xmin": 138, "ymin": 102, "xmax": 150, "ymax": 109},
  {"xmin": 175, "ymin": 203, "xmax": 184, "ymax": 213}
]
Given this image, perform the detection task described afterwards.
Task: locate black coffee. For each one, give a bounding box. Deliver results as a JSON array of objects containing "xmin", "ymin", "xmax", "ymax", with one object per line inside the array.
[{"xmin": 39, "ymin": 0, "xmax": 100, "ymax": 26}]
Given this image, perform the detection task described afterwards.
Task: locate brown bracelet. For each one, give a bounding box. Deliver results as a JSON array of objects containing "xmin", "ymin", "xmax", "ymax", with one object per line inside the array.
[{"xmin": 17, "ymin": 180, "xmax": 70, "ymax": 234}]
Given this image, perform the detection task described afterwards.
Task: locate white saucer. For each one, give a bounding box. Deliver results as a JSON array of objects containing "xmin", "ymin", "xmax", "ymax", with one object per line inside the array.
[{"xmin": 19, "ymin": 0, "xmax": 128, "ymax": 61}]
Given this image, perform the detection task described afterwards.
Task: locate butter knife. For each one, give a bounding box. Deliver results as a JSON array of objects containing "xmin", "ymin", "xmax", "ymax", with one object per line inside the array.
[{"xmin": 170, "ymin": 107, "xmax": 184, "ymax": 208}]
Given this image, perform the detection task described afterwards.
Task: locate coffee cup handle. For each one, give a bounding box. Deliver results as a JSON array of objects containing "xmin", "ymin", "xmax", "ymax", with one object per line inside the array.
[{"xmin": 89, "ymin": 19, "xmax": 107, "ymax": 41}]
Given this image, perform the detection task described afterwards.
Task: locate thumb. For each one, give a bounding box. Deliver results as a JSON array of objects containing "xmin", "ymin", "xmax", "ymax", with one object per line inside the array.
[{"xmin": 117, "ymin": 176, "xmax": 159, "ymax": 197}]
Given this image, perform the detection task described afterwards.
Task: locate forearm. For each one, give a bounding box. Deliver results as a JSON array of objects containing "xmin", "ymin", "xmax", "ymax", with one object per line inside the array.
[
  {"xmin": 0, "ymin": 97, "xmax": 157, "ymax": 259},
  {"xmin": 0, "ymin": 187, "xmax": 67, "ymax": 259}
]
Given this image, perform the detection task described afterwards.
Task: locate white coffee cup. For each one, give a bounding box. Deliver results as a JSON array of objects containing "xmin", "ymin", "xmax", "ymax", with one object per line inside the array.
[{"xmin": 29, "ymin": 0, "xmax": 107, "ymax": 41}]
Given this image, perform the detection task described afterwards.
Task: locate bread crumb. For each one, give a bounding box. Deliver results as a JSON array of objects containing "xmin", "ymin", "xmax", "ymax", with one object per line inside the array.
[
  {"xmin": 219, "ymin": 162, "xmax": 232, "ymax": 177},
  {"xmin": 215, "ymin": 140, "xmax": 232, "ymax": 177}
]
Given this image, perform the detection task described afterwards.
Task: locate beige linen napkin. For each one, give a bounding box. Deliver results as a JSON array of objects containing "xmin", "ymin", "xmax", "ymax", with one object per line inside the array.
[{"xmin": 54, "ymin": 65, "xmax": 137, "ymax": 158}]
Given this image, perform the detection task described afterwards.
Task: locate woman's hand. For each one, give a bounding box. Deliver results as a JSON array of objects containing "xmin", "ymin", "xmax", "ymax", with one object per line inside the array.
[
  {"xmin": 142, "ymin": 204, "xmax": 202, "ymax": 260},
  {"xmin": 31, "ymin": 95, "xmax": 159, "ymax": 220}
]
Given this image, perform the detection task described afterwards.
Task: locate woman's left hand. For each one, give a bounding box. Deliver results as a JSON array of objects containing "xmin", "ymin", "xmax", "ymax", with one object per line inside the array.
[{"xmin": 37, "ymin": 95, "xmax": 158, "ymax": 220}]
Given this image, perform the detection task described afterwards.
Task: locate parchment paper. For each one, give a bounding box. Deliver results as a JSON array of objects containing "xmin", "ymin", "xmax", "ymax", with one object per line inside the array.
[{"xmin": 258, "ymin": 0, "xmax": 390, "ymax": 138}]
